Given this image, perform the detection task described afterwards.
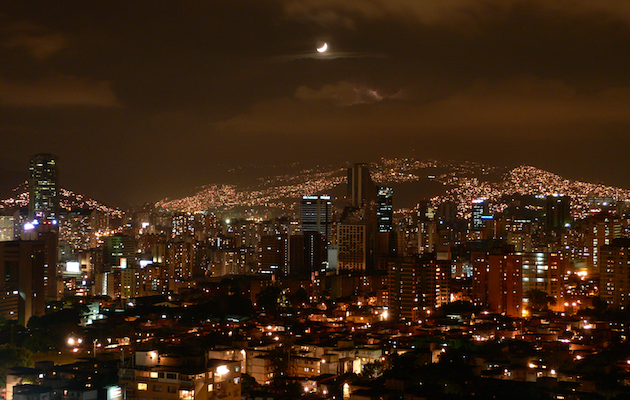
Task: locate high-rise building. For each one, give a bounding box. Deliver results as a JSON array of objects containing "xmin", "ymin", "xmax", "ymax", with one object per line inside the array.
[
  {"xmin": 471, "ymin": 199, "xmax": 489, "ymax": 231},
  {"xmin": 600, "ymin": 238, "xmax": 630, "ymax": 308},
  {"xmin": 337, "ymin": 224, "xmax": 367, "ymax": 271},
  {"xmin": 103, "ymin": 235, "xmax": 138, "ymax": 270},
  {"xmin": 585, "ymin": 212, "xmax": 622, "ymax": 277},
  {"xmin": 0, "ymin": 240, "xmax": 47, "ymax": 325},
  {"xmin": 289, "ymin": 232, "xmax": 326, "ymax": 278},
  {"xmin": 300, "ymin": 195, "xmax": 332, "ymax": 241},
  {"xmin": 347, "ymin": 163, "xmax": 375, "ymax": 209},
  {"xmin": 259, "ymin": 234, "xmax": 287, "ymax": 275},
  {"xmin": 546, "ymin": 195, "xmax": 572, "ymax": 230},
  {"xmin": 517, "ymin": 251, "xmax": 566, "ymax": 309},
  {"xmin": 472, "ymin": 246, "xmax": 523, "ymax": 317},
  {"xmin": 376, "ymin": 187, "xmax": 393, "ymax": 233},
  {"xmin": 387, "ymin": 254, "xmax": 451, "ymax": 319},
  {"xmin": 29, "ymin": 153, "xmax": 59, "ymax": 224}
]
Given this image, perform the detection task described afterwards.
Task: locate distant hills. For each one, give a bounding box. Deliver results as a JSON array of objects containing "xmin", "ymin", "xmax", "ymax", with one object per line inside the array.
[
  {"xmin": 0, "ymin": 181, "xmax": 123, "ymax": 217},
  {"xmin": 3, "ymin": 159, "xmax": 628, "ymax": 219},
  {"xmin": 155, "ymin": 159, "xmax": 630, "ymax": 218}
]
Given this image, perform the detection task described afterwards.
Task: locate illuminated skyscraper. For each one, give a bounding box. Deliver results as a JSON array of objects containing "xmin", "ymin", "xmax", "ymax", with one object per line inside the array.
[
  {"xmin": 300, "ymin": 195, "xmax": 332, "ymax": 241},
  {"xmin": 29, "ymin": 153, "xmax": 59, "ymax": 224},
  {"xmin": 376, "ymin": 187, "xmax": 393, "ymax": 233},
  {"xmin": 471, "ymin": 199, "xmax": 489, "ymax": 231}
]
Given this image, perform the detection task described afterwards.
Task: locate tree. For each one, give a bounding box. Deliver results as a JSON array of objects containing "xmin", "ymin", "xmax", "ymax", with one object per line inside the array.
[
  {"xmin": 360, "ymin": 360, "xmax": 384, "ymax": 379},
  {"xmin": 288, "ymin": 287, "xmax": 309, "ymax": 308},
  {"xmin": 256, "ymin": 286, "xmax": 282, "ymax": 316},
  {"xmin": 0, "ymin": 344, "xmax": 33, "ymax": 387},
  {"xmin": 526, "ymin": 289, "xmax": 556, "ymax": 311}
]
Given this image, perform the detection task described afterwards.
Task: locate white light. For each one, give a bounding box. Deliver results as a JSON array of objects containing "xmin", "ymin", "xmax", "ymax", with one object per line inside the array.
[
  {"xmin": 66, "ymin": 261, "xmax": 80, "ymax": 273},
  {"xmin": 216, "ymin": 365, "xmax": 229, "ymax": 376}
]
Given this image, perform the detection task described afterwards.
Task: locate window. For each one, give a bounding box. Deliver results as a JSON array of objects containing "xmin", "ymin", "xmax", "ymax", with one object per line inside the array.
[
  {"xmin": 150, "ymin": 372, "xmax": 158, "ymax": 379},
  {"xmin": 208, "ymin": 384, "xmax": 213, "ymax": 392},
  {"xmin": 168, "ymin": 387, "xmax": 176, "ymax": 394},
  {"xmin": 166, "ymin": 373, "xmax": 177, "ymax": 380},
  {"xmin": 179, "ymin": 390, "xmax": 194, "ymax": 400},
  {"xmin": 138, "ymin": 383, "xmax": 148, "ymax": 391},
  {"xmin": 233, "ymin": 377, "xmax": 240, "ymax": 384},
  {"xmin": 153, "ymin": 385, "xmax": 162, "ymax": 392}
]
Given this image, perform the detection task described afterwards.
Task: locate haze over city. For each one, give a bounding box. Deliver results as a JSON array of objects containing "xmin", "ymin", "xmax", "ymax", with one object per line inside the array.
[{"xmin": 2, "ymin": 1, "xmax": 630, "ymax": 207}]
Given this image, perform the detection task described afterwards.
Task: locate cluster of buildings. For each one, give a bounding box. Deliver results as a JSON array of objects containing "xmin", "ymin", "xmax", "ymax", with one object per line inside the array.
[
  {"xmin": 4, "ymin": 156, "xmax": 630, "ymax": 324},
  {"xmin": 4, "ymin": 155, "xmax": 630, "ymax": 398}
]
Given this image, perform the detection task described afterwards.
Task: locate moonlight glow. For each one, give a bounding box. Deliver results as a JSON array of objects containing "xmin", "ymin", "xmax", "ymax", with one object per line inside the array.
[{"xmin": 316, "ymin": 42, "xmax": 328, "ymax": 53}]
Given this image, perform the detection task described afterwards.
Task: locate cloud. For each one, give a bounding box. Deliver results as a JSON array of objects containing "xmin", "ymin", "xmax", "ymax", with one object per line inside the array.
[
  {"xmin": 0, "ymin": 75, "xmax": 120, "ymax": 107},
  {"xmin": 215, "ymin": 76, "xmax": 630, "ymax": 136},
  {"xmin": 280, "ymin": 0, "xmax": 630, "ymax": 26},
  {"xmin": 3, "ymin": 20, "xmax": 67, "ymax": 59},
  {"xmin": 295, "ymin": 81, "xmax": 385, "ymax": 106}
]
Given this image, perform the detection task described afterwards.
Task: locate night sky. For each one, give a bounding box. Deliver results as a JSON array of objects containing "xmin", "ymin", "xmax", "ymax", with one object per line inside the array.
[{"xmin": 2, "ymin": 1, "xmax": 630, "ymax": 207}]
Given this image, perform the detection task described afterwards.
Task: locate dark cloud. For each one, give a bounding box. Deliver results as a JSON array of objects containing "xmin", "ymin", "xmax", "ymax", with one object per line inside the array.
[
  {"xmin": 0, "ymin": 1, "xmax": 629, "ymax": 206},
  {"xmin": 0, "ymin": 75, "xmax": 119, "ymax": 107},
  {"xmin": 2, "ymin": 19, "xmax": 67, "ymax": 59}
]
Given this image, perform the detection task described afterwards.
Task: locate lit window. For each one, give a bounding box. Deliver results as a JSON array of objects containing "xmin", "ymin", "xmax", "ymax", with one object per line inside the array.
[{"xmin": 138, "ymin": 383, "xmax": 148, "ymax": 391}]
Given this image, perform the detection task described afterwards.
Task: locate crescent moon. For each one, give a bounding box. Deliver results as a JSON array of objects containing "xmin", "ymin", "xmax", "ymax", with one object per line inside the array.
[{"xmin": 316, "ymin": 42, "xmax": 328, "ymax": 53}]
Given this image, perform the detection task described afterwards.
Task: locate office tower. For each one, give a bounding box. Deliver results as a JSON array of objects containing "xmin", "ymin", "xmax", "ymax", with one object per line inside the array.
[
  {"xmin": 376, "ymin": 187, "xmax": 393, "ymax": 233},
  {"xmin": 29, "ymin": 153, "xmax": 59, "ymax": 224},
  {"xmin": 347, "ymin": 163, "xmax": 375, "ymax": 209},
  {"xmin": 289, "ymin": 232, "xmax": 326, "ymax": 278},
  {"xmin": 337, "ymin": 224, "xmax": 367, "ymax": 271},
  {"xmin": 103, "ymin": 235, "xmax": 138, "ymax": 270},
  {"xmin": 472, "ymin": 246, "xmax": 523, "ymax": 317},
  {"xmin": 471, "ymin": 199, "xmax": 489, "ymax": 231},
  {"xmin": 259, "ymin": 234, "xmax": 287, "ymax": 275},
  {"xmin": 599, "ymin": 238, "xmax": 630, "ymax": 308},
  {"xmin": 437, "ymin": 201, "xmax": 457, "ymax": 224},
  {"xmin": 546, "ymin": 195, "xmax": 572, "ymax": 230},
  {"xmin": 301, "ymin": 195, "xmax": 332, "ymax": 241},
  {"xmin": 0, "ymin": 240, "xmax": 46, "ymax": 325}
]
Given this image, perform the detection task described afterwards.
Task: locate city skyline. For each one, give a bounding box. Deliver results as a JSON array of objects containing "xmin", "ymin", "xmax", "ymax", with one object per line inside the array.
[{"xmin": 2, "ymin": 1, "xmax": 630, "ymax": 207}]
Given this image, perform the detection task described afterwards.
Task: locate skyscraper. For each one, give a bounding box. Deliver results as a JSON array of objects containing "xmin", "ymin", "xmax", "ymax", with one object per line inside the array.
[
  {"xmin": 347, "ymin": 163, "xmax": 375, "ymax": 209},
  {"xmin": 471, "ymin": 199, "xmax": 489, "ymax": 231},
  {"xmin": 546, "ymin": 195, "xmax": 571, "ymax": 230},
  {"xmin": 376, "ymin": 187, "xmax": 393, "ymax": 233},
  {"xmin": 300, "ymin": 195, "xmax": 332, "ymax": 241},
  {"xmin": 29, "ymin": 153, "xmax": 59, "ymax": 224}
]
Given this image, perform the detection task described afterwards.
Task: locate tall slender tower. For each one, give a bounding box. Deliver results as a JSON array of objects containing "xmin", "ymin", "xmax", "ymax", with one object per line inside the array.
[
  {"xmin": 377, "ymin": 187, "xmax": 393, "ymax": 233},
  {"xmin": 29, "ymin": 154, "xmax": 59, "ymax": 224},
  {"xmin": 347, "ymin": 163, "xmax": 375, "ymax": 209}
]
